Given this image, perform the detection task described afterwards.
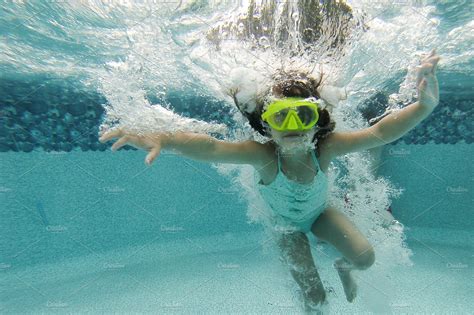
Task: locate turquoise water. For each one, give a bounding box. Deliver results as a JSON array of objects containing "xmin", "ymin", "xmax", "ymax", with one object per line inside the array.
[
  {"xmin": 1, "ymin": 0, "xmax": 473, "ymax": 314},
  {"xmin": 1, "ymin": 144, "xmax": 472, "ymax": 313}
]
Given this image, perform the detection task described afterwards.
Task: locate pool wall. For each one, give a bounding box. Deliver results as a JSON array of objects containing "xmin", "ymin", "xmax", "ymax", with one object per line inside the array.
[
  {"xmin": 1, "ymin": 78, "xmax": 473, "ymax": 153},
  {"xmin": 379, "ymin": 143, "xmax": 473, "ymax": 231}
]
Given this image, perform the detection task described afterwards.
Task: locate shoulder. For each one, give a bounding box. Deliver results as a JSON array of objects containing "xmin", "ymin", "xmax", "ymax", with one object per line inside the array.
[
  {"xmin": 315, "ymin": 134, "xmax": 337, "ymax": 168},
  {"xmin": 256, "ymin": 140, "xmax": 277, "ymax": 161},
  {"xmin": 248, "ymin": 140, "xmax": 277, "ymax": 169},
  {"xmin": 317, "ymin": 131, "xmax": 352, "ymax": 158}
]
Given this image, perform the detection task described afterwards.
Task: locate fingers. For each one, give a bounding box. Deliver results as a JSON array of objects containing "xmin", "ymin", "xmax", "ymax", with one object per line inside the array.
[
  {"xmin": 420, "ymin": 49, "xmax": 440, "ymax": 73},
  {"xmin": 416, "ymin": 64, "xmax": 431, "ymax": 86},
  {"xmin": 111, "ymin": 135, "xmax": 130, "ymax": 151},
  {"xmin": 145, "ymin": 146, "xmax": 161, "ymax": 166},
  {"xmin": 430, "ymin": 56, "xmax": 440, "ymax": 74},
  {"xmin": 418, "ymin": 78, "xmax": 427, "ymax": 90},
  {"xmin": 99, "ymin": 129, "xmax": 122, "ymax": 143},
  {"xmin": 417, "ymin": 54, "xmax": 440, "ymax": 85},
  {"xmin": 421, "ymin": 49, "xmax": 436, "ymax": 62},
  {"xmin": 424, "ymin": 55, "xmax": 440, "ymax": 67}
]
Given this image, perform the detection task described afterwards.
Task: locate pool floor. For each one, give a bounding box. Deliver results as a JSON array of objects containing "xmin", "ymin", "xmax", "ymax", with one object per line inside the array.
[{"xmin": 1, "ymin": 226, "xmax": 472, "ymax": 314}]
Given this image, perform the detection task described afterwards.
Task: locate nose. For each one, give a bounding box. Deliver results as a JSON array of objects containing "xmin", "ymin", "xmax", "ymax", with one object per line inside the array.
[{"xmin": 286, "ymin": 115, "xmax": 299, "ymax": 130}]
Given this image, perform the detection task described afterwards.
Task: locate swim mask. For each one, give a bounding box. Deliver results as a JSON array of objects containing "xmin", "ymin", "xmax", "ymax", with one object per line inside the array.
[{"xmin": 261, "ymin": 97, "xmax": 320, "ymax": 131}]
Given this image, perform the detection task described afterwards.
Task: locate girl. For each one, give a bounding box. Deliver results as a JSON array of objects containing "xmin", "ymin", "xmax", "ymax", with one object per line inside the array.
[{"xmin": 99, "ymin": 50, "xmax": 440, "ymax": 311}]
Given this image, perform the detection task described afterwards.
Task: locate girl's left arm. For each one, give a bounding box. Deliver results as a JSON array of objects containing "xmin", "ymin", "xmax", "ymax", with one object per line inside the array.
[{"xmin": 321, "ymin": 50, "xmax": 441, "ymax": 158}]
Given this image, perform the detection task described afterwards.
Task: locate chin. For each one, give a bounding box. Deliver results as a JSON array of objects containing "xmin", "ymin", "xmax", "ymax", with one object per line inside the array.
[
  {"xmin": 277, "ymin": 137, "xmax": 314, "ymax": 151},
  {"xmin": 283, "ymin": 133, "xmax": 312, "ymax": 141}
]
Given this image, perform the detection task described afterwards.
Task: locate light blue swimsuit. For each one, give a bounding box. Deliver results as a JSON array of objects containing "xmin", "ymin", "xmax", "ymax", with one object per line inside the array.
[{"xmin": 256, "ymin": 149, "xmax": 329, "ymax": 233}]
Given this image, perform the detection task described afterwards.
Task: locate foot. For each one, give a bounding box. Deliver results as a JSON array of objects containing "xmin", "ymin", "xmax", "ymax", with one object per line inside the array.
[
  {"xmin": 334, "ymin": 258, "xmax": 357, "ymax": 302},
  {"xmin": 305, "ymin": 287, "xmax": 326, "ymax": 305},
  {"xmin": 299, "ymin": 286, "xmax": 327, "ymax": 314},
  {"xmin": 304, "ymin": 299, "xmax": 329, "ymax": 315}
]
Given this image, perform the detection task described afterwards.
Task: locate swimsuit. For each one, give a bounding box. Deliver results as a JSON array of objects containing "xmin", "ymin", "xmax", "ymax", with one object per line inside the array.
[
  {"xmin": 255, "ymin": 149, "xmax": 329, "ymax": 233},
  {"xmin": 255, "ymin": 149, "xmax": 328, "ymax": 233}
]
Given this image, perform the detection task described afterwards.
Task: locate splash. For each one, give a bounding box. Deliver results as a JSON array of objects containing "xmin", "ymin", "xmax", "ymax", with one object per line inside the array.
[
  {"xmin": 98, "ymin": 60, "xmax": 228, "ymax": 136},
  {"xmin": 207, "ymin": 1, "xmax": 422, "ymax": 311}
]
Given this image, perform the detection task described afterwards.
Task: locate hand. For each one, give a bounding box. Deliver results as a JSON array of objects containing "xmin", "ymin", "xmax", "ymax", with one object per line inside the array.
[
  {"xmin": 417, "ymin": 49, "xmax": 440, "ymax": 110},
  {"xmin": 99, "ymin": 129, "xmax": 166, "ymax": 165}
]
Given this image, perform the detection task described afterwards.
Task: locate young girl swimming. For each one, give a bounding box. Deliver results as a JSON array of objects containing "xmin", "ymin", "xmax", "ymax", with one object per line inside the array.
[{"xmin": 99, "ymin": 50, "xmax": 440, "ymax": 312}]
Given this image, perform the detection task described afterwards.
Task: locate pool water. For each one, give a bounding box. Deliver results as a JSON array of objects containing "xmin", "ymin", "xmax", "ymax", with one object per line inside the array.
[
  {"xmin": 1, "ymin": 0, "xmax": 473, "ymax": 314},
  {"xmin": 1, "ymin": 143, "xmax": 472, "ymax": 313}
]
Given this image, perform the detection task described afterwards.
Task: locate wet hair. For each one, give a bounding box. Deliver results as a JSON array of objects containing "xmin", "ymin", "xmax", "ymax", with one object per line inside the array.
[{"xmin": 232, "ymin": 70, "xmax": 336, "ymax": 153}]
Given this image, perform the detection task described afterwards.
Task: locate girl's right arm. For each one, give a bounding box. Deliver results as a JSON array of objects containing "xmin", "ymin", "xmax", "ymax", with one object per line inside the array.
[{"xmin": 99, "ymin": 130, "xmax": 269, "ymax": 167}]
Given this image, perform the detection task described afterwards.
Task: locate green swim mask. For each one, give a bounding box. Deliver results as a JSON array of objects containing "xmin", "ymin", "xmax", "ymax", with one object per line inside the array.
[{"xmin": 261, "ymin": 97, "xmax": 320, "ymax": 132}]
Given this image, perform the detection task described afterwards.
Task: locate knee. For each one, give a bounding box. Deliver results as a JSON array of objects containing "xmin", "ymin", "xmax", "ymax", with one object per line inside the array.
[{"xmin": 352, "ymin": 247, "xmax": 375, "ymax": 270}]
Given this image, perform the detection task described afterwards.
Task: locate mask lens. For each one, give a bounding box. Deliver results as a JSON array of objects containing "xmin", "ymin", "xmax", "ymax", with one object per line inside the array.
[
  {"xmin": 296, "ymin": 106, "xmax": 317, "ymax": 125},
  {"xmin": 271, "ymin": 108, "xmax": 289, "ymax": 126}
]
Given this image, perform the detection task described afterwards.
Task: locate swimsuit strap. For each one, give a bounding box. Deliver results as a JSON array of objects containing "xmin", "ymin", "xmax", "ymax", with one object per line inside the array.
[
  {"xmin": 310, "ymin": 149, "xmax": 321, "ymax": 171},
  {"xmin": 276, "ymin": 149, "xmax": 282, "ymax": 173}
]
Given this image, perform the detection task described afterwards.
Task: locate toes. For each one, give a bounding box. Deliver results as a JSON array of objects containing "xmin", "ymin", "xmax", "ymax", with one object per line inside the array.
[
  {"xmin": 345, "ymin": 285, "xmax": 357, "ymax": 303},
  {"xmin": 349, "ymin": 287, "xmax": 357, "ymax": 302},
  {"xmin": 351, "ymin": 282, "xmax": 358, "ymax": 301}
]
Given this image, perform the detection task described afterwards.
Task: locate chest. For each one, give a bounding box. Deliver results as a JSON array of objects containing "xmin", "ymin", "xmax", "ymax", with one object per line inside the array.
[{"xmin": 257, "ymin": 149, "xmax": 331, "ymax": 186}]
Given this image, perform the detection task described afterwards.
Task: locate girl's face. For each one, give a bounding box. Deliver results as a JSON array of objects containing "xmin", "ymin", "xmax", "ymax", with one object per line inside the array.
[{"xmin": 264, "ymin": 88, "xmax": 320, "ymax": 152}]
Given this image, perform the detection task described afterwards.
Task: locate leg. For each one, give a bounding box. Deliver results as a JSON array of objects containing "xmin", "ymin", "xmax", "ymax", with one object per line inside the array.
[
  {"xmin": 275, "ymin": 231, "xmax": 326, "ymax": 309},
  {"xmin": 310, "ymin": 207, "xmax": 375, "ymax": 302}
]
